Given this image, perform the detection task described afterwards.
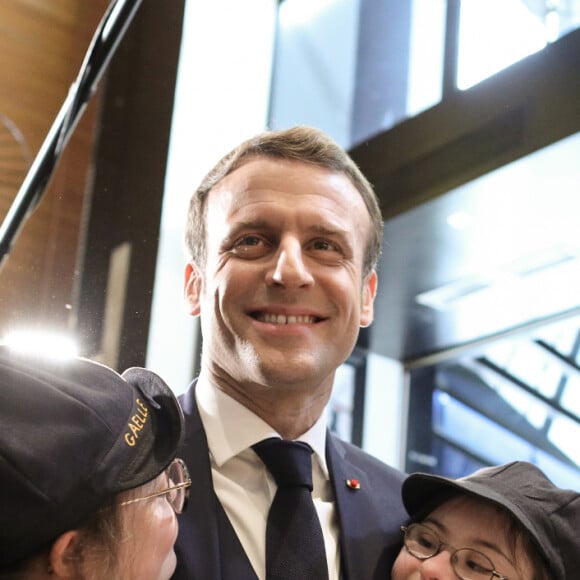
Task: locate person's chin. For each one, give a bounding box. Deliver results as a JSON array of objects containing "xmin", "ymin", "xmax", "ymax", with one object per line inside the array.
[{"xmin": 159, "ymin": 550, "xmax": 177, "ymax": 580}]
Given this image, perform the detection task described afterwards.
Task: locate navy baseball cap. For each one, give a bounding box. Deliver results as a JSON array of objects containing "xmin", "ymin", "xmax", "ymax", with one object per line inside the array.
[
  {"xmin": 402, "ymin": 461, "xmax": 580, "ymax": 579},
  {"xmin": 0, "ymin": 345, "xmax": 184, "ymax": 568}
]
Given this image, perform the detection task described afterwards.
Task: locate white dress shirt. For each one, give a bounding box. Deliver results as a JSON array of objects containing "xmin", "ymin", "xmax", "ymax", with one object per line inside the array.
[{"xmin": 196, "ymin": 376, "xmax": 341, "ymax": 580}]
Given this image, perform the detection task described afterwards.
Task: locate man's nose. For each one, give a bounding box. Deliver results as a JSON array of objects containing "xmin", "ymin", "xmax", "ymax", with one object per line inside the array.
[{"xmin": 266, "ymin": 239, "xmax": 314, "ymax": 288}]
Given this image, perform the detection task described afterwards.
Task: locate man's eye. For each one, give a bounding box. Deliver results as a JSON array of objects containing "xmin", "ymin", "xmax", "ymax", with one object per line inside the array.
[
  {"xmin": 235, "ymin": 235, "xmax": 262, "ymax": 247},
  {"xmin": 311, "ymin": 239, "xmax": 338, "ymax": 252},
  {"xmin": 231, "ymin": 235, "xmax": 269, "ymax": 257}
]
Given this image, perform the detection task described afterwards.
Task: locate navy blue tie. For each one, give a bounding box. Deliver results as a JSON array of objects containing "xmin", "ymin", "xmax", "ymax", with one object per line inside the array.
[{"xmin": 253, "ymin": 438, "xmax": 329, "ymax": 580}]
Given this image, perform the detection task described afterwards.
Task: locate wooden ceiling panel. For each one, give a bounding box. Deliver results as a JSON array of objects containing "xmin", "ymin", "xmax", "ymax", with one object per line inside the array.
[{"xmin": 0, "ymin": 0, "xmax": 109, "ymax": 335}]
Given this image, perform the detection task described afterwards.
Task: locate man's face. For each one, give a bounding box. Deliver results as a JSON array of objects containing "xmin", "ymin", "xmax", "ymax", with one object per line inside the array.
[{"xmin": 185, "ymin": 157, "xmax": 377, "ymax": 396}]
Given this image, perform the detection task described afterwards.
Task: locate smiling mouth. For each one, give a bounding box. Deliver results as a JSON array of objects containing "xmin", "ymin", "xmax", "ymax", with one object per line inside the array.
[{"xmin": 251, "ymin": 312, "xmax": 323, "ymax": 324}]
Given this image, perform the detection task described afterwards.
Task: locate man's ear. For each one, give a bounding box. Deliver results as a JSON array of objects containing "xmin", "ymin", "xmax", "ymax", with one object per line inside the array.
[
  {"xmin": 48, "ymin": 531, "xmax": 81, "ymax": 578},
  {"xmin": 184, "ymin": 261, "xmax": 202, "ymax": 316},
  {"xmin": 360, "ymin": 270, "xmax": 378, "ymax": 328}
]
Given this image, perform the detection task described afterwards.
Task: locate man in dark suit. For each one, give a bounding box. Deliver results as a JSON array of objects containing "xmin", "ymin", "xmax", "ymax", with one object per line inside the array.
[{"xmin": 173, "ymin": 126, "xmax": 407, "ymax": 579}]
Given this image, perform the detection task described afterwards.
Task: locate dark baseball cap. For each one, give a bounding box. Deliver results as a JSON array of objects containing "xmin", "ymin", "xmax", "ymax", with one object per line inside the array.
[
  {"xmin": 0, "ymin": 345, "xmax": 184, "ymax": 569},
  {"xmin": 402, "ymin": 461, "xmax": 580, "ymax": 579}
]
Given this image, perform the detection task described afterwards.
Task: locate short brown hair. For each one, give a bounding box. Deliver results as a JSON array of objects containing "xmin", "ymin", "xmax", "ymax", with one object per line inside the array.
[
  {"xmin": 0, "ymin": 481, "xmax": 159, "ymax": 579},
  {"xmin": 184, "ymin": 125, "xmax": 383, "ymax": 277},
  {"xmin": 0, "ymin": 498, "xmax": 122, "ymax": 579}
]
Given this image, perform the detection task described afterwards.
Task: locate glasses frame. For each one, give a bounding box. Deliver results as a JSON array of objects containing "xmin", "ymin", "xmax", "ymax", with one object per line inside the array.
[
  {"xmin": 401, "ymin": 524, "xmax": 510, "ymax": 580},
  {"xmin": 120, "ymin": 458, "xmax": 191, "ymax": 514}
]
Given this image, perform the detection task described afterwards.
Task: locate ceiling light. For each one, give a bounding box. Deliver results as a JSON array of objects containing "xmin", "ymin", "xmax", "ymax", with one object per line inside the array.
[
  {"xmin": 3, "ymin": 330, "xmax": 79, "ymax": 360},
  {"xmin": 446, "ymin": 210, "xmax": 472, "ymax": 230}
]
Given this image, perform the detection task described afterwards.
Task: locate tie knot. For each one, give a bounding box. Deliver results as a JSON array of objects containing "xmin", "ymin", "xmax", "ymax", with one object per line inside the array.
[{"xmin": 253, "ymin": 438, "xmax": 314, "ymax": 490}]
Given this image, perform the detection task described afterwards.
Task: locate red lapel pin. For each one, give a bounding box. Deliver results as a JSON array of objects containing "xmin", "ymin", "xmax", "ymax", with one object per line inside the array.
[{"xmin": 345, "ymin": 478, "xmax": 360, "ymax": 490}]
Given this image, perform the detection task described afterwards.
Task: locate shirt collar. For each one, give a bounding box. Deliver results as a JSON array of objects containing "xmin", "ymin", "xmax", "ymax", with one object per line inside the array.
[{"xmin": 196, "ymin": 375, "xmax": 329, "ymax": 475}]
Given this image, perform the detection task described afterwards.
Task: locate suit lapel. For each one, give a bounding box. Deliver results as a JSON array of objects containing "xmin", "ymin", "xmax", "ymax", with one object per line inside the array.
[
  {"xmin": 174, "ymin": 384, "xmax": 223, "ymax": 579},
  {"xmin": 175, "ymin": 383, "xmax": 258, "ymax": 580},
  {"xmin": 326, "ymin": 434, "xmax": 368, "ymax": 580}
]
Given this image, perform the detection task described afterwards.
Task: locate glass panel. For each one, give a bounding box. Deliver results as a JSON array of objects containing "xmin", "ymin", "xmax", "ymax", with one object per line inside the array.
[
  {"xmin": 535, "ymin": 315, "xmax": 580, "ymax": 355},
  {"xmin": 555, "ymin": 0, "xmax": 580, "ymax": 37},
  {"xmin": 536, "ymin": 444, "xmax": 580, "ymax": 490},
  {"xmin": 433, "ymin": 390, "xmax": 580, "ymax": 489},
  {"xmin": 485, "ymin": 339, "xmax": 563, "ymax": 399},
  {"xmin": 269, "ymin": 0, "xmax": 361, "ymax": 148},
  {"xmin": 406, "ymin": 0, "xmax": 446, "ymax": 117},
  {"xmin": 561, "ymin": 375, "xmax": 580, "ymax": 418},
  {"xmin": 431, "ymin": 437, "xmax": 580, "ymax": 488},
  {"xmin": 270, "ymin": 0, "xmax": 446, "ymax": 147},
  {"xmin": 434, "ymin": 390, "xmax": 538, "ymax": 462},
  {"xmin": 270, "ymin": 0, "xmax": 580, "ymax": 145},
  {"xmin": 432, "ymin": 438, "xmax": 486, "ymax": 479},
  {"xmin": 326, "ymin": 362, "xmax": 356, "ymax": 441},
  {"xmin": 457, "ymin": 0, "xmax": 580, "ymax": 90},
  {"xmin": 548, "ymin": 415, "xmax": 580, "ymax": 464},
  {"xmin": 437, "ymin": 360, "xmax": 552, "ymax": 430}
]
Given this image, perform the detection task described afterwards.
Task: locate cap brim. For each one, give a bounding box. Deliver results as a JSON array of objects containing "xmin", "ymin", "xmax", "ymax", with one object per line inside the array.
[{"xmin": 117, "ymin": 367, "xmax": 184, "ymax": 490}]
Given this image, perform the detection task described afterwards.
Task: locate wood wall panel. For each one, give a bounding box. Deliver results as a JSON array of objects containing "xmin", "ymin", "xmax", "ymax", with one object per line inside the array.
[{"xmin": 0, "ymin": 0, "xmax": 109, "ymax": 335}]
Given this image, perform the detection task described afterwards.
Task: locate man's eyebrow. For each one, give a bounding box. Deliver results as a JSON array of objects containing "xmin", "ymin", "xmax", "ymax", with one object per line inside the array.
[
  {"xmin": 230, "ymin": 218, "xmax": 272, "ymax": 230},
  {"xmin": 222, "ymin": 219, "xmax": 273, "ymax": 241},
  {"xmin": 305, "ymin": 223, "xmax": 350, "ymax": 237},
  {"xmin": 227, "ymin": 220, "xmax": 349, "ymax": 237}
]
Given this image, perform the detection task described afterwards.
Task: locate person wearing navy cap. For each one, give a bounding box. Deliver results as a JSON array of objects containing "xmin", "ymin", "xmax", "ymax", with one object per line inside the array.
[
  {"xmin": 391, "ymin": 461, "xmax": 580, "ymax": 580},
  {"xmin": 0, "ymin": 345, "xmax": 189, "ymax": 579}
]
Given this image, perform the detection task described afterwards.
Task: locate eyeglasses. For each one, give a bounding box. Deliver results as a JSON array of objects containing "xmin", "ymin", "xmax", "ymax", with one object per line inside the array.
[
  {"xmin": 401, "ymin": 524, "xmax": 510, "ymax": 580},
  {"xmin": 120, "ymin": 458, "xmax": 191, "ymax": 514}
]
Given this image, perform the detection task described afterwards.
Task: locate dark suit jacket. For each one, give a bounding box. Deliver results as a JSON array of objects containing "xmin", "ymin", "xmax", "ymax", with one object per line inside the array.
[{"xmin": 172, "ymin": 382, "xmax": 408, "ymax": 580}]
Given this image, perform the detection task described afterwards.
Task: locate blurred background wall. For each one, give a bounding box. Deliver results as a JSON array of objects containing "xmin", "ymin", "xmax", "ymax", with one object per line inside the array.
[{"xmin": 1, "ymin": 0, "xmax": 578, "ymax": 488}]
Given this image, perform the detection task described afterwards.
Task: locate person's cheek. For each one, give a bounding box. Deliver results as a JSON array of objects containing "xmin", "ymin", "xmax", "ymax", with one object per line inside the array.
[
  {"xmin": 155, "ymin": 500, "xmax": 179, "ymax": 549},
  {"xmin": 159, "ymin": 510, "xmax": 179, "ymax": 579},
  {"xmin": 140, "ymin": 501, "xmax": 179, "ymax": 580},
  {"xmin": 390, "ymin": 550, "xmax": 417, "ymax": 580}
]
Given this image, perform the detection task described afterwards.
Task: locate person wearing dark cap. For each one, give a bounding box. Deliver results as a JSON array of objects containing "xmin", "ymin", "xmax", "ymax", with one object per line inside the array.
[
  {"xmin": 0, "ymin": 345, "xmax": 190, "ymax": 579},
  {"xmin": 391, "ymin": 461, "xmax": 580, "ymax": 580}
]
